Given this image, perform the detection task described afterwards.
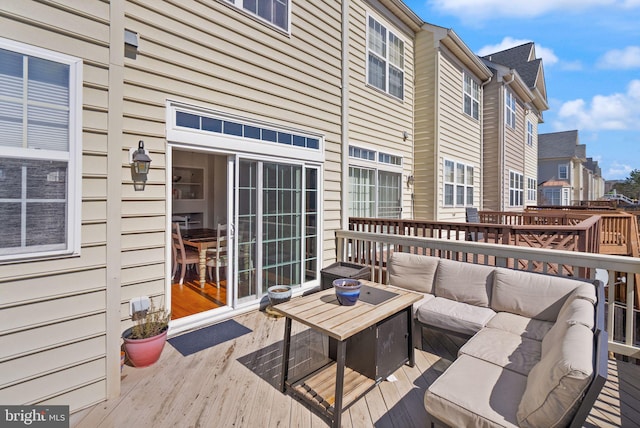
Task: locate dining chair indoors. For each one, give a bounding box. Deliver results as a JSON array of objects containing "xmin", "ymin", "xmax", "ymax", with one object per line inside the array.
[
  {"xmin": 206, "ymin": 224, "xmax": 228, "ymax": 288},
  {"xmin": 171, "ymin": 222, "xmax": 200, "ymax": 285}
]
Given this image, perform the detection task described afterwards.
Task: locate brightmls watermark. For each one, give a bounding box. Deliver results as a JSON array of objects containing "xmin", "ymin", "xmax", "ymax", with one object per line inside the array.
[{"xmin": 1, "ymin": 406, "xmax": 69, "ymax": 427}]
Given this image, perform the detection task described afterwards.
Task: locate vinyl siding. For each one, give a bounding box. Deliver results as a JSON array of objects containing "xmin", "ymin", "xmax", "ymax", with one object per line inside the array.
[
  {"xmin": 413, "ymin": 29, "xmax": 436, "ymax": 220},
  {"xmin": 482, "ymin": 78, "xmax": 501, "ymax": 210},
  {"xmin": 348, "ymin": 0, "xmax": 415, "ymax": 218},
  {"xmin": 0, "ymin": 1, "xmax": 111, "ymax": 412},
  {"xmin": 435, "ymin": 48, "xmax": 482, "ymax": 221}
]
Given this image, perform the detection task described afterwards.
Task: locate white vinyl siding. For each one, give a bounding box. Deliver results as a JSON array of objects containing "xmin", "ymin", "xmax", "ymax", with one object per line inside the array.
[
  {"xmin": 0, "ymin": 38, "xmax": 82, "ymax": 261},
  {"xmin": 509, "ymin": 170, "xmax": 524, "ymax": 207},
  {"xmin": 367, "ymin": 15, "xmax": 405, "ymax": 100},
  {"xmin": 444, "ymin": 159, "xmax": 474, "ymax": 207},
  {"xmin": 505, "ymin": 89, "xmax": 516, "ymax": 129},
  {"xmin": 463, "ymin": 73, "xmax": 480, "ymax": 120},
  {"xmin": 225, "ymin": 0, "xmax": 290, "ymax": 32}
]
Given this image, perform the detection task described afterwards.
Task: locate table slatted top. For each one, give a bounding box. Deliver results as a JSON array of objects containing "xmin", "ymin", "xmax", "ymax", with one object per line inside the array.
[{"xmin": 271, "ymin": 281, "xmax": 422, "ymax": 341}]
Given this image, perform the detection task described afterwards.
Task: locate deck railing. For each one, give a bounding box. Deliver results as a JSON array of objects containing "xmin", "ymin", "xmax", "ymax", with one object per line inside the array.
[
  {"xmin": 335, "ymin": 229, "xmax": 640, "ymax": 359},
  {"xmin": 349, "ymin": 214, "xmax": 601, "ymax": 257}
]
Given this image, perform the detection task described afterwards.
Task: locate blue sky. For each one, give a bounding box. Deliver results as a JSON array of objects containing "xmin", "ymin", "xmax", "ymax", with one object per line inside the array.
[{"xmin": 403, "ymin": 0, "xmax": 640, "ymax": 180}]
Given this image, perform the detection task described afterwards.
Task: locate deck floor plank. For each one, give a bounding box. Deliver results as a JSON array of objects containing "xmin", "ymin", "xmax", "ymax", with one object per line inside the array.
[{"xmin": 71, "ymin": 310, "xmax": 640, "ymax": 428}]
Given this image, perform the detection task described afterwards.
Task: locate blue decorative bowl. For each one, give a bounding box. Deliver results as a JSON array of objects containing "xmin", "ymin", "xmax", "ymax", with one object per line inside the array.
[{"xmin": 333, "ymin": 279, "xmax": 362, "ymax": 306}]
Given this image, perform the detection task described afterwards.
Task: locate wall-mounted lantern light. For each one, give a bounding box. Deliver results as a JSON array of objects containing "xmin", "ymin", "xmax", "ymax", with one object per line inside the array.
[
  {"xmin": 129, "ymin": 140, "xmax": 152, "ymax": 191},
  {"xmin": 406, "ymin": 174, "xmax": 415, "ymax": 187}
]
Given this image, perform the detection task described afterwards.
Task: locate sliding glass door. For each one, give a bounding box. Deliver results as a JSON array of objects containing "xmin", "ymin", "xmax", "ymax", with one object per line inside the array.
[{"xmin": 235, "ymin": 158, "xmax": 318, "ymax": 304}]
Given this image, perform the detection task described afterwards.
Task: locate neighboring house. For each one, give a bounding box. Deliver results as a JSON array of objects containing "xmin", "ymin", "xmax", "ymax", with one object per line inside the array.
[
  {"xmin": 0, "ymin": 0, "xmax": 422, "ymax": 415},
  {"xmin": 538, "ymin": 130, "xmax": 604, "ymax": 205},
  {"xmin": 584, "ymin": 157, "xmax": 605, "ymax": 201},
  {"xmin": 346, "ymin": 1, "xmax": 422, "ymax": 220},
  {"xmin": 480, "ymin": 43, "xmax": 549, "ymax": 211},
  {"xmin": 413, "ymin": 23, "xmax": 492, "ymax": 221}
]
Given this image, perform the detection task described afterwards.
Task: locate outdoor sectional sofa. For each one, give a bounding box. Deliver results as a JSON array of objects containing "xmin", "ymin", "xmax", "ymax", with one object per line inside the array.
[{"xmin": 387, "ymin": 252, "xmax": 607, "ymax": 428}]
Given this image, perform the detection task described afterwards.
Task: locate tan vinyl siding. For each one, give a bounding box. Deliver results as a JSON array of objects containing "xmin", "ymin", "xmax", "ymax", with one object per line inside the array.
[
  {"xmin": 482, "ymin": 80, "xmax": 501, "ymax": 210},
  {"xmin": 504, "ymin": 91, "xmax": 526, "ymax": 211},
  {"xmin": 348, "ymin": 0, "xmax": 415, "ymax": 218},
  {"xmin": 0, "ymin": 1, "xmax": 110, "ymax": 412},
  {"xmin": 413, "ymin": 30, "xmax": 436, "ymax": 220},
  {"xmin": 436, "ymin": 49, "xmax": 482, "ymax": 221}
]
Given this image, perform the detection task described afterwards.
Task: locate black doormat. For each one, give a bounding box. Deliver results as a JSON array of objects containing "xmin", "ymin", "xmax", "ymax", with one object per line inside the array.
[{"xmin": 168, "ymin": 320, "xmax": 252, "ymax": 356}]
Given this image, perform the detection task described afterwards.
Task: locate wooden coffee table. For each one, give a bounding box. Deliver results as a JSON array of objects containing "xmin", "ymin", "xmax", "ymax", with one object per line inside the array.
[{"xmin": 272, "ymin": 280, "xmax": 422, "ymax": 428}]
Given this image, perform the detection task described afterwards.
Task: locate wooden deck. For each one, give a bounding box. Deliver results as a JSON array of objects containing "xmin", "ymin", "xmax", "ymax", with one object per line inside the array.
[{"xmin": 71, "ymin": 310, "xmax": 640, "ymax": 427}]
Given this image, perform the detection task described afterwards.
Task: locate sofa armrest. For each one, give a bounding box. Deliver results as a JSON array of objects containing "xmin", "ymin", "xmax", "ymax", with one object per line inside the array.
[{"xmin": 568, "ymin": 280, "xmax": 607, "ymax": 428}]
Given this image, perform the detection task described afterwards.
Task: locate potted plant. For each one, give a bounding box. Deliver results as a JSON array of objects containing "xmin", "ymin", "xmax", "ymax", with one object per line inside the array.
[{"xmin": 122, "ymin": 304, "xmax": 171, "ymax": 368}]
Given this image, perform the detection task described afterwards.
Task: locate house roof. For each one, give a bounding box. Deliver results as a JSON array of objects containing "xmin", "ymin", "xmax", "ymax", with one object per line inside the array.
[
  {"xmin": 585, "ymin": 157, "xmax": 602, "ymax": 176},
  {"xmin": 480, "ymin": 42, "xmax": 548, "ymax": 112},
  {"xmin": 540, "ymin": 179, "xmax": 571, "ymax": 187},
  {"xmin": 422, "ymin": 22, "xmax": 493, "ymax": 80},
  {"xmin": 539, "ymin": 130, "xmax": 587, "ymax": 160}
]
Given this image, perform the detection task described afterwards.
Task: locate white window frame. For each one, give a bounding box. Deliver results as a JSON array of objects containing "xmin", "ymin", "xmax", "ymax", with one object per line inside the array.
[
  {"xmin": 224, "ymin": 0, "xmax": 291, "ymax": 33},
  {"xmin": 509, "ymin": 171, "xmax": 524, "ymax": 207},
  {"xmin": 505, "ymin": 89, "xmax": 516, "ymax": 129},
  {"xmin": 527, "ymin": 177, "xmax": 537, "ymax": 202},
  {"xmin": 443, "ymin": 159, "xmax": 474, "ymax": 207},
  {"xmin": 349, "ymin": 145, "xmax": 403, "ymax": 218},
  {"xmin": 543, "ymin": 188, "xmax": 560, "ymax": 205},
  {"xmin": 526, "ymin": 119, "xmax": 534, "ymax": 146},
  {"xmin": 463, "ymin": 73, "xmax": 480, "ymax": 120},
  {"xmin": 558, "ymin": 164, "xmax": 569, "ymax": 180},
  {"xmin": 0, "ymin": 38, "xmax": 82, "ymax": 262},
  {"xmin": 366, "ymin": 14, "xmax": 405, "ymax": 101}
]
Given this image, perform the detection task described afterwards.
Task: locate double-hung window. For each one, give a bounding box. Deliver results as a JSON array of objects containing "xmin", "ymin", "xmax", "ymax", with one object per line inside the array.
[
  {"xmin": 349, "ymin": 146, "xmax": 402, "ymax": 218},
  {"xmin": 509, "ymin": 171, "xmax": 524, "ymax": 207},
  {"xmin": 367, "ymin": 15, "xmax": 404, "ymax": 100},
  {"xmin": 463, "ymin": 73, "xmax": 480, "ymax": 120},
  {"xmin": 526, "ymin": 119, "xmax": 534, "ymax": 146},
  {"xmin": 558, "ymin": 164, "xmax": 569, "ymax": 180},
  {"xmin": 527, "ymin": 177, "xmax": 537, "ymax": 202},
  {"xmin": 225, "ymin": 0, "xmax": 289, "ymax": 32},
  {"xmin": 444, "ymin": 160, "xmax": 474, "ymax": 207},
  {"xmin": 0, "ymin": 39, "xmax": 82, "ymax": 261},
  {"xmin": 505, "ymin": 89, "xmax": 516, "ymax": 129}
]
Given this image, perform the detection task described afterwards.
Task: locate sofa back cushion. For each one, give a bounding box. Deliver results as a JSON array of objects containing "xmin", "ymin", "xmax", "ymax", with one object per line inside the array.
[
  {"xmin": 491, "ymin": 268, "xmax": 584, "ymax": 321},
  {"xmin": 434, "ymin": 259, "xmax": 494, "ymax": 307},
  {"xmin": 517, "ymin": 323, "xmax": 594, "ymax": 428},
  {"xmin": 542, "ymin": 292, "xmax": 596, "ymax": 355},
  {"xmin": 387, "ymin": 253, "xmax": 439, "ymax": 294}
]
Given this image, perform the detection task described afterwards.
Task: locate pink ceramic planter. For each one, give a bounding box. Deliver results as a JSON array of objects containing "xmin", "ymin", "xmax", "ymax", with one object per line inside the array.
[{"xmin": 122, "ymin": 329, "xmax": 168, "ymax": 367}]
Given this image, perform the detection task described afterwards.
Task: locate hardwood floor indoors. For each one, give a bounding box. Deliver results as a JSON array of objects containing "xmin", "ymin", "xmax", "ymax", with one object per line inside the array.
[{"xmin": 171, "ymin": 267, "xmax": 227, "ymax": 319}]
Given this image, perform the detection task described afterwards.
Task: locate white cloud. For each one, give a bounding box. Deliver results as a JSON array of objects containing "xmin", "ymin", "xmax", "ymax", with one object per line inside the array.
[
  {"xmin": 606, "ymin": 162, "xmax": 633, "ymax": 179},
  {"xmin": 597, "ymin": 46, "xmax": 640, "ymax": 69},
  {"xmin": 553, "ymin": 80, "xmax": 640, "ymax": 131},
  {"xmin": 477, "ymin": 37, "xmax": 558, "ymax": 66},
  {"xmin": 560, "ymin": 60, "xmax": 583, "ymax": 71},
  {"xmin": 428, "ymin": 0, "xmax": 636, "ymax": 21}
]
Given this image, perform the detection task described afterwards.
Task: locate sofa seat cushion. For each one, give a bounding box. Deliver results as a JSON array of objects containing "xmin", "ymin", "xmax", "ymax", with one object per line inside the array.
[
  {"xmin": 425, "ymin": 354, "xmax": 526, "ymax": 428},
  {"xmin": 435, "ymin": 259, "xmax": 495, "ymax": 307},
  {"xmin": 388, "ymin": 252, "xmax": 439, "ymax": 294},
  {"xmin": 491, "ymin": 268, "xmax": 586, "ymax": 321},
  {"xmin": 517, "ymin": 323, "xmax": 594, "ymax": 428},
  {"xmin": 486, "ymin": 312, "xmax": 554, "ymax": 342},
  {"xmin": 416, "ymin": 297, "xmax": 496, "ymax": 336},
  {"xmin": 458, "ymin": 328, "xmax": 541, "ymax": 376}
]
